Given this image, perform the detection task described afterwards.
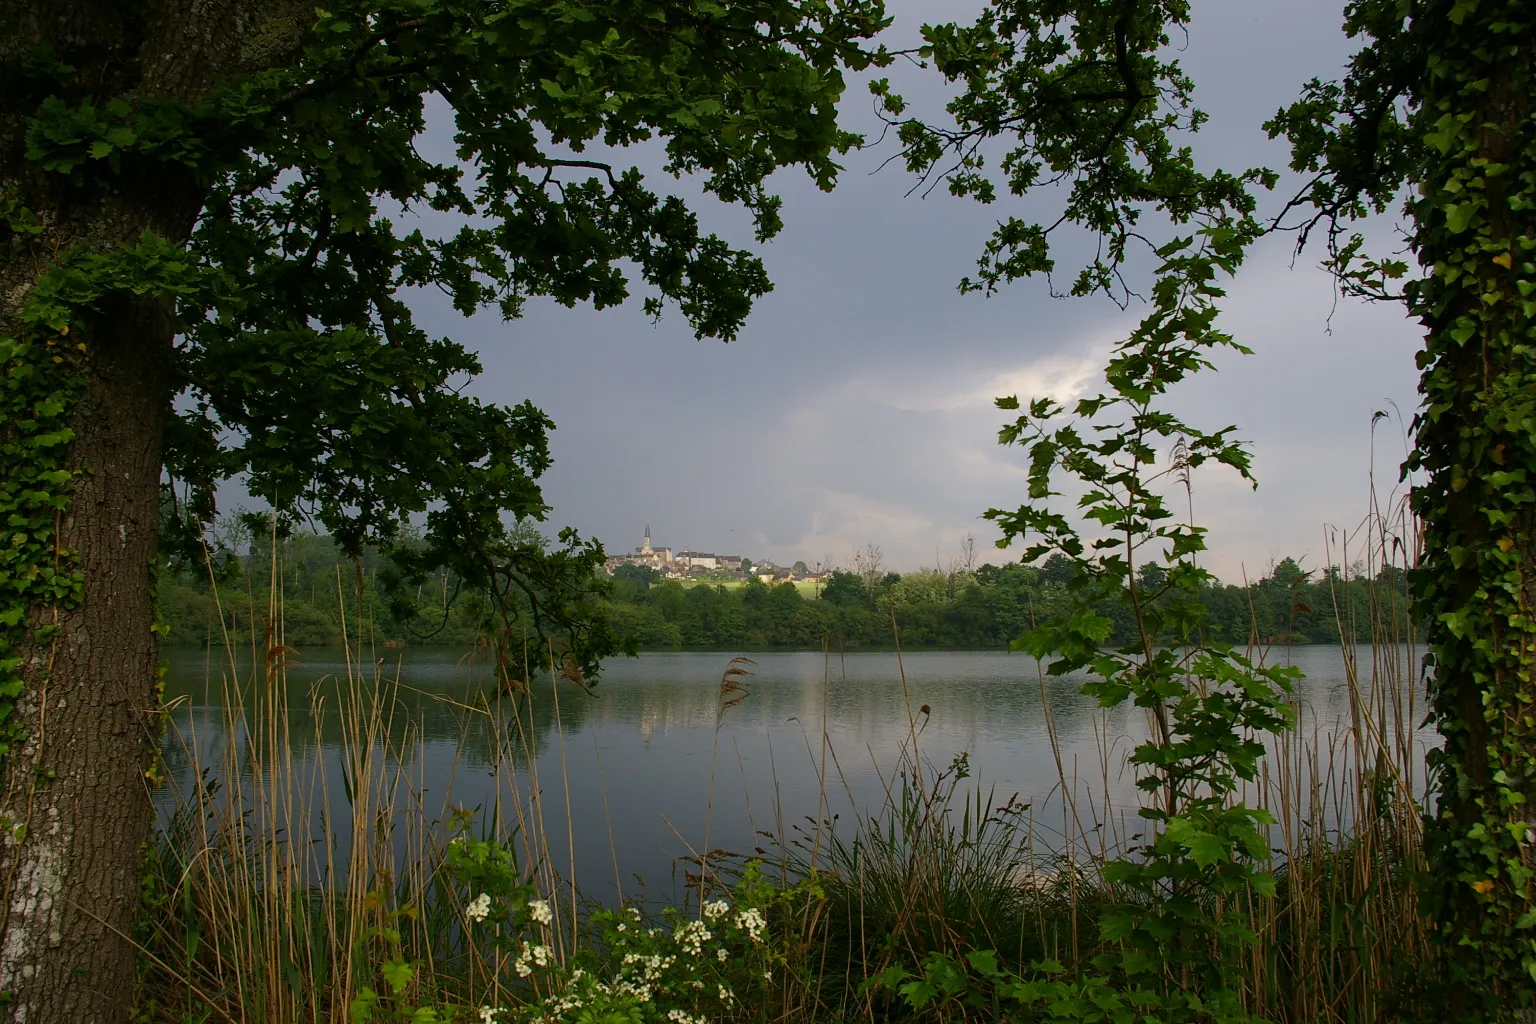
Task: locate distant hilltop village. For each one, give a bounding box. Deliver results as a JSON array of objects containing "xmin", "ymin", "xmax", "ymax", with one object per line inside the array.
[{"xmin": 604, "ymin": 525, "xmax": 825, "ymax": 584}]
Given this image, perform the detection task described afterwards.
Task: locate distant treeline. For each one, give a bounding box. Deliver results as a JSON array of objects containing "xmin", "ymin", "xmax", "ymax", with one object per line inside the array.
[
  {"xmin": 603, "ymin": 558, "xmax": 1409, "ymax": 649},
  {"xmin": 158, "ymin": 531, "xmax": 1411, "ymax": 651}
]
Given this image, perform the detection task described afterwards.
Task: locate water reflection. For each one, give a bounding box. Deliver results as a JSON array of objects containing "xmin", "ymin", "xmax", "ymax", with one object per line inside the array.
[{"xmin": 160, "ymin": 646, "xmax": 1435, "ymax": 905}]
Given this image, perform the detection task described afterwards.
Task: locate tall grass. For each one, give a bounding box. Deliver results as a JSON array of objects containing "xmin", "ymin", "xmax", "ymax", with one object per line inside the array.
[
  {"xmin": 753, "ymin": 481, "xmax": 1430, "ymax": 1024},
  {"xmin": 139, "ymin": 540, "xmax": 591, "ymax": 1021},
  {"xmin": 1241, "ymin": 477, "xmax": 1427, "ymax": 1022},
  {"xmin": 749, "ymin": 514, "xmax": 1427, "ymax": 1024},
  {"xmin": 137, "ymin": 502, "xmax": 1431, "ymax": 1024}
]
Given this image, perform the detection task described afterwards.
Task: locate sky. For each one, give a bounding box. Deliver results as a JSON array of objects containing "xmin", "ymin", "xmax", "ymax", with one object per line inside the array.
[{"xmin": 409, "ymin": 0, "xmax": 1424, "ymax": 584}]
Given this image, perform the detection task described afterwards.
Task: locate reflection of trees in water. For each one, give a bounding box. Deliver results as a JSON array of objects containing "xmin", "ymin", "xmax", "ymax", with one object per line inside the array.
[
  {"xmin": 159, "ymin": 684, "xmax": 593, "ymax": 792},
  {"xmin": 577, "ymin": 666, "xmax": 1110, "ymax": 740},
  {"xmin": 155, "ymin": 658, "xmax": 599, "ymax": 887},
  {"xmin": 451, "ymin": 680, "xmax": 594, "ymax": 770},
  {"xmin": 161, "ymin": 647, "xmax": 559, "ymax": 749},
  {"xmin": 158, "ymin": 724, "xmax": 198, "ymax": 783},
  {"xmin": 162, "ymin": 648, "xmax": 1420, "ymax": 789},
  {"xmin": 150, "ymin": 649, "xmax": 1431, "ymax": 907}
]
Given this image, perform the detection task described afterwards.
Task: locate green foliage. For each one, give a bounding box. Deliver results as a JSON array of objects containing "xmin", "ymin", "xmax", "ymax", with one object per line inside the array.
[
  {"xmin": 0, "ymin": 223, "xmax": 228, "ymax": 764},
  {"xmin": 813, "ymin": 755, "xmax": 1107, "ymax": 1013},
  {"xmin": 955, "ymin": 226, "xmax": 1299, "ymax": 1023},
  {"xmin": 862, "ymin": 3, "xmax": 1308, "ymax": 1019},
  {"xmin": 818, "ymin": 570, "xmax": 867, "ymax": 608},
  {"xmin": 875, "ymin": 948, "xmax": 1212, "ymax": 1024},
  {"xmin": 589, "ymin": 559, "xmax": 1393, "ymax": 651},
  {"xmin": 155, "ymin": 523, "xmax": 543, "ymax": 650},
  {"xmin": 1267, "ymin": 1, "xmax": 1536, "ymax": 1014},
  {"xmin": 9, "ymin": 0, "xmax": 895, "ymax": 724},
  {"xmin": 876, "ymin": 0, "xmax": 1273, "ymax": 300},
  {"xmin": 0, "ymin": 327, "xmax": 82, "ymax": 759},
  {"xmin": 157, "ymin": 528, "xmax": 1404, "ymax": 653}
]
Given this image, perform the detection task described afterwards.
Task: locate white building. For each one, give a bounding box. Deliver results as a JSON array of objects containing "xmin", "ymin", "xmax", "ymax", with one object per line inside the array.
[{"xmin": 675, "ymin": 549, "xmax": 719, "ymax": 571}]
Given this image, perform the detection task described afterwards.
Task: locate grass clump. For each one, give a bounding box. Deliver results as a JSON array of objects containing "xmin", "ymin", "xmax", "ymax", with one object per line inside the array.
[{"xmin": 803, "ymin": 762, "xmax": 1101, "ymax": 1012}]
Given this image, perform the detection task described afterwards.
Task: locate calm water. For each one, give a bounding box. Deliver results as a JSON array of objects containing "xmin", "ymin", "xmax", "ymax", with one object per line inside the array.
[{"xmin": 160, "ymin": 646, "xmax": 1434, "ymax": 904}]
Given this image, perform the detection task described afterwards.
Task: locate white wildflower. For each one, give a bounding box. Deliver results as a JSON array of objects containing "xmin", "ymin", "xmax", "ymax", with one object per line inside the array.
[
  {"xmin": 617, "ymin": 923, "xmax": 627, "ymax": 932},
  {"xmin": 465, "ymin": 892, "xmax": 492, "ymax": 924},
  {"xmin": 547, "ymin": 990, "xmax": 586, "ymax": 1016},
  {"xmin": 529, "ymin": 899, "xmax": 554, "ymax": 926},
  {"xmin": 718, "ymin": 985, "xmax": 734, "ymax": 1002},
  {"xmin": 674, "ymin": 919, "xmax": 712, "ymax": 956},
  {"xmin": 736, "ymin": 906, "xmax": 766, "ymax": 943},
  {"xmin": 478, "ymin": 1008, "xmax": 504, "ymax": 1024},
  {"xmin": 703, "ymin": 899, "xmax": 730, "ymax": 921},
  {"xmin": 716, "ymin": 947, "xmax": 728, "ymax": 962},
  {"xmin": 612, "ymin": 978, "xmax": 653, "ymax": 1002}
]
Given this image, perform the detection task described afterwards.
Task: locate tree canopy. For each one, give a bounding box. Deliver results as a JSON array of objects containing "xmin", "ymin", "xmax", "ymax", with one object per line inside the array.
[{"xmin": 1, "ymin": 2, "xmax": 890, "ymax": 1019}]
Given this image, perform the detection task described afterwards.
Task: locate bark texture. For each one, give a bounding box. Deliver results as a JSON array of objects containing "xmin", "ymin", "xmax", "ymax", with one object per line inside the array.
[
  {"xmin": 0, "ymin": 297, "xmax": 171, "ymax": 1023},
  {"xmin": 0, "ymin": 3, "xmax": 308, "ymax": 1020}
]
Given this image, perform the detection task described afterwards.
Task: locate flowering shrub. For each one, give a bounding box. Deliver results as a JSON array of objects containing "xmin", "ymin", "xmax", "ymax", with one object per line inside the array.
[
  {"xmin": 516, "ymin": 867, "xmax": 781, "ymax": 1024},
  {"xmin": 349, "ymin": 837, "xmax": 782, "ymax": 1024}
]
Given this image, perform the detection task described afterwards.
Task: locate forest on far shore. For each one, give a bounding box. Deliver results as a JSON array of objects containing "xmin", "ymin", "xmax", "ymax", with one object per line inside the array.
[{"xmin": 157, "ymin": 532, "xmax": 1409, "ymax": 652}]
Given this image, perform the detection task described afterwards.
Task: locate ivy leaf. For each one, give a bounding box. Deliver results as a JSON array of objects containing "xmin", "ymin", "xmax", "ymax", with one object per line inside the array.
[{"xmin": 1444, "ymin": 202, "xmax": 1476, "ymax": 234}]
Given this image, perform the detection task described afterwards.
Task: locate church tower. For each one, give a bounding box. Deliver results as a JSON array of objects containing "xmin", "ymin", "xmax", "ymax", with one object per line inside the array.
[{"xmin": 642, "ymin": 523, "xmax": 653, "ymax": 555}]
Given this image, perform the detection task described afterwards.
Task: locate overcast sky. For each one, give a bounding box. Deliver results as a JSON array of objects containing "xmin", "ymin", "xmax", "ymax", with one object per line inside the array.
[{"xmin": 408, "ymin": 0, "xmax": 1423, "ymax": 584}]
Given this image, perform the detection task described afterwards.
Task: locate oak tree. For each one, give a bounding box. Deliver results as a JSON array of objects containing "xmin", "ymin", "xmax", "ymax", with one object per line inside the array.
[{"xmin": 0, "ymin": 2, "xmax": 887, "ymax": 1020}]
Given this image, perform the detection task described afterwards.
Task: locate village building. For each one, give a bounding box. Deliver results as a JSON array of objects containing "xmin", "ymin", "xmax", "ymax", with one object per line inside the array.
[
  {"xmin": 605, "ymin": 525, "xmax": 673, "ymax": 573},
  {"xmin": 604, "ymin": 526, "xmax": 789, "ymax": 582},
  {"xmin": 675, "ymin": 550, "xmax": 719, "ymax": 571}
]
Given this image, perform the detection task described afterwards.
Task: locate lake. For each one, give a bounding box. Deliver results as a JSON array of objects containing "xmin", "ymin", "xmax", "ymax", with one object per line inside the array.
[{"xmin": 160, "ymin": 645, "xmax": 1434, "ymax": 905}]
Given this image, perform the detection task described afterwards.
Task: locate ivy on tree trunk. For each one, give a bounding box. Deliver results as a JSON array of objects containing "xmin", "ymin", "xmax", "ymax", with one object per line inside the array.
[
  {"xmin": 1270, "ymin": 1, "xmax": 1536, "ymax": 1014},
  {"xmin": 1403, "ymin": 7, "xmax": 1536, "ymax": 1013}
]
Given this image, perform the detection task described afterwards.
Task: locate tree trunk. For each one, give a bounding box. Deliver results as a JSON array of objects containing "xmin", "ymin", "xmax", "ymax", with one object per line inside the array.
[
  {"xmin": 0, "ymin": 298, "xmax": 171, "ymax": 1022},
  {"xmin": 1410, "ymin": 7, "xmax": 1536, "ymax": 1017},
  {"xmin": 0, "ymin": 3, "xmax": 309, "ymax": 1020}
]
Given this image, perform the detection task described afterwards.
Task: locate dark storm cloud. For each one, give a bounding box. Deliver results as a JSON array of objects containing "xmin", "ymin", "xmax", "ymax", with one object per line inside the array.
[{"xmin": 418, "ymin": 0, "xmax": 1423, "ymax": 582}]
